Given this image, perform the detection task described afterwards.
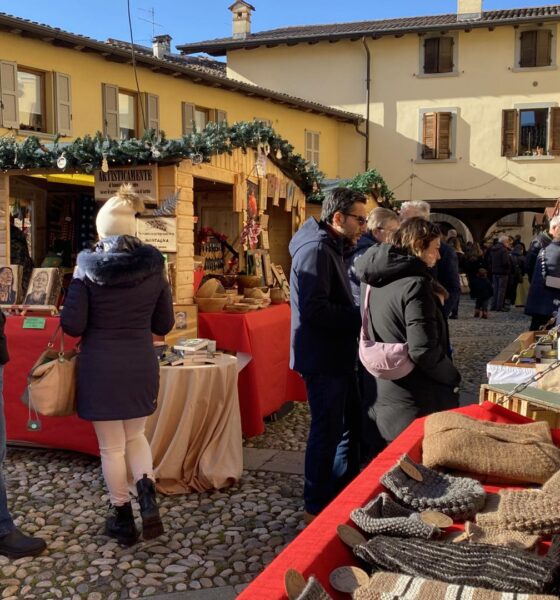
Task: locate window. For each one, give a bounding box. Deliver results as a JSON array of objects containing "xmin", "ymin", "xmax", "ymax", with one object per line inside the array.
[
  {"xmin": 501, "ymin": 107, "xmax": 560, "ymax": 157},
  {"xmin": 102, "ymin": 84, "xmax": 159, "ymax": 139},
  {"xmin": 421, "ymin": 112, "xmax": 453, "ymax": 160},
  {"xmin": 305, "ymin": 130, "xmax": 320, "ymax": 166},
  {"xmin": 17, "ymin": 69, "xmax": 44, "ymax": 132},
  {"xmin": 0, "ymin": 62, "xmax": 71, "ymax": 135},
  {"xmin": 118, "ymin": 91, "xmax": 136, "ymax": 140},
  {"xmin": 182, "ymin": 103, "xmax": 228, "ymax": 135},
  {"xmin": 519, "ymin": 29, "xmax": 552, "ymax": 68},
  {"xmin": 423, "ymin": 36, "xmax": 454, "ymax": 74}
]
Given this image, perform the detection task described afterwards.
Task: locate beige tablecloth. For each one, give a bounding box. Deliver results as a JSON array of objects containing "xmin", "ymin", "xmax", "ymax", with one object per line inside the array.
[{"xmin": 145, "ymin": 354, "xmax": 242, "ymax": 495}]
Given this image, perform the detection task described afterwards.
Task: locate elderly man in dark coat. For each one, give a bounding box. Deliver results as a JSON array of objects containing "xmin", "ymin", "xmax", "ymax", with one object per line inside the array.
[
  {"xmin": 290, "ymin": 187, "xmax": 366, "ymax": 522},
  {"xmin": 525, "ymin": 216, "xmax": 560, "ymax": 330},
  {"xmin": 489, "ymin": 235, "xmax": 513, "ymax": 311}
]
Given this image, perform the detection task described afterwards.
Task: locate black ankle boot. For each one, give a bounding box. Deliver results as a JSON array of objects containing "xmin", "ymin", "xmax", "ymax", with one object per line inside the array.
[
  {"xmin": 105, "ymin": 502, "xmax": 139, "ymax": 546},
  {"xmin": 0, "ymin": 528, "xmax": 46, "ymax": 558},
  {"xmin": 136, "ymin": 474, "xmax": 164, "ymax": 540}
]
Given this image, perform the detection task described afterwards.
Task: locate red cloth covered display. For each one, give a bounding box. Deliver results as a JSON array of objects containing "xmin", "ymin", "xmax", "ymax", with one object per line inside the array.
[
  {"xmin": 4, "ymin": 315, "xmax": 98, "ymax": 455},
  {"xmin": 238, "ymin": 402, "xmax": 560, "ymax": 600},
  {"xmin": 198, "ymin": 304, "xmax": 307, "ymax": 437}
]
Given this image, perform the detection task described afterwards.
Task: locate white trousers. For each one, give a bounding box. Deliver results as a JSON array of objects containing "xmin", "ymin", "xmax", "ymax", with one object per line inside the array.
[{"xmin": 93, "ymin": 417, "xmax": 155, "ymax": 506}]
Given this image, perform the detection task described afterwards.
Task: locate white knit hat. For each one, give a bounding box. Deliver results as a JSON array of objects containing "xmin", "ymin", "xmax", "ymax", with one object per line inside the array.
[{"xmin": 96, "ymin": 184, "xmax": 145, "ymax": 239}]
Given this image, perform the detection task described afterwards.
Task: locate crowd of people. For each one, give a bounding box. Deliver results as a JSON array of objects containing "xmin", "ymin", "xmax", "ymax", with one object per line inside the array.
[{"xmin": 289, "ymin": 190, "xmax": 560, "ymax": 522}]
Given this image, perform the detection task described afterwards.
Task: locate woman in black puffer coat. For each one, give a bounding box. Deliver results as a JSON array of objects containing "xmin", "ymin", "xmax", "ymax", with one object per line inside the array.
[
  {"xmin": 61, "ymin": 185, "xmax": 174, "ymax": 546},
  {"xmin": 355, "ymin": 218, "xmax": 461, "ymax": 443}
]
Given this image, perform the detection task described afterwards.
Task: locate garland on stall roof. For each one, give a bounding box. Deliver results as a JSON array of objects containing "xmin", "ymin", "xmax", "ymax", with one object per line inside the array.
[
  {"xmin": 342, "ymin": 169, "xmax": 395, "ymax": 206},
  {"xmin": 0, "ymin": 122, "xmax": 325, "ymax": 202}
]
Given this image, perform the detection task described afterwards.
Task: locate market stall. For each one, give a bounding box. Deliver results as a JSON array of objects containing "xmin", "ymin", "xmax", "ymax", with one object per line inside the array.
[{"xmin": 238, "ymin": 402, "xmax": 560, "ymax": 600}]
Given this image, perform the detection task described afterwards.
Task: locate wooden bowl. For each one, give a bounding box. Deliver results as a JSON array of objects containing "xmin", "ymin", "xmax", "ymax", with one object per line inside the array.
[
  {"xmin": 236, "ymin": 274, "xmax": 261, "ymax": 294},
  {"xmin": 196, "ymin": 278, "xmax": 226, "ymax": 299},
  {"xmin": 195, "ymin": 296, "xmax": 228, "ymax": 313}
]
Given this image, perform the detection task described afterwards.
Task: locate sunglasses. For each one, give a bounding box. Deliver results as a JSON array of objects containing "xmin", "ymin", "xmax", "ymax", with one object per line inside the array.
[{"xmin": 343, "ymin": 213, "xmax": 367, "ymax": 226}]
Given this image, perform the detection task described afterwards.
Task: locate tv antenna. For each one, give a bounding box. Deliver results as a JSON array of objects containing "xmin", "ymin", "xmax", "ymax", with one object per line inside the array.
[{"xmin": 138, "ymin": 7, "xmax": 163, "ymax": 39}]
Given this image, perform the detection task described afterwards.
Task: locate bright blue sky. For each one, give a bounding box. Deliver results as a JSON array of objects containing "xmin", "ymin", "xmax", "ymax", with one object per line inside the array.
[{"xmin": 0, "ymin": 1, "xmax": 554, "ymax": 52}]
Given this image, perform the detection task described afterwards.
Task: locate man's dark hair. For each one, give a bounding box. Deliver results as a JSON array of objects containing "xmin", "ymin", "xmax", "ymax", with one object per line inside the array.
[{"xmin": 320, "ymin": 187, "xmax": 366, "ymax": 224}]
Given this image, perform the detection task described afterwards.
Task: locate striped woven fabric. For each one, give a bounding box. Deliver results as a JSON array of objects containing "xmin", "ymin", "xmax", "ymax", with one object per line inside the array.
[
  {"xmin": 353, "ymin": 536, "xmax": 560, "ymax": 595},
  {"xmin": 353, "ymin": 572, "xmax": 559, "ymax": 600}
]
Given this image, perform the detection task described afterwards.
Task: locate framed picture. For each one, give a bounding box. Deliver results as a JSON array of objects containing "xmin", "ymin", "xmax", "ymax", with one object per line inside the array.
[
  {"xmin": 165, "ymin": 304, "xmax": 199, "ymax": 347},
  {"xmin": 0, "ymin": 265, "xmax": 22, "ymax": 305},
  {"xmin": 271, "ymin": 263, "xmax": 290, "ymax": 300},
  {"xmin": 23, "ymin": 268, "xmax": 59, "ymax": 306}
]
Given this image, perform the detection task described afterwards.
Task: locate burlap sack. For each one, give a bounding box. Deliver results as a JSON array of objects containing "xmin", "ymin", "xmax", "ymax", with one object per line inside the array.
[{"xmin": 422, "ymin": 412, "xmax": 560, "ymax": 484}]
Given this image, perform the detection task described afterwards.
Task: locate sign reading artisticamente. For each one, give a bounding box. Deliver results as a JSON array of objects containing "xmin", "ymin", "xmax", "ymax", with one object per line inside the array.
[
  {"xmin": 94, "ymin": 166, "xmax": 158, "ymax": 204},
  {"xmin": 136, "ymin": 217, "xmax": 177, "ymax": 252}
]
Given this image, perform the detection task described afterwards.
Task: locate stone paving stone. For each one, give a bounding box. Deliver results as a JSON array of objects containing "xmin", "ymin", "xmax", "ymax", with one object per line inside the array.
[
  {"xmin": 243, "ymin": 447, "xmax": 278, "ymax": 470},
  {"xmin": 259, "ymin": 450, "xmax": 305, "ymax": 475}
]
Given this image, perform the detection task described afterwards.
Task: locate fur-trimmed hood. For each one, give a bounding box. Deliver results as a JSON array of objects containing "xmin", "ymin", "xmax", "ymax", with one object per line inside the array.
[{"xmin": 77, "ymin": 235, "xmax": 164, "ymax": 286}]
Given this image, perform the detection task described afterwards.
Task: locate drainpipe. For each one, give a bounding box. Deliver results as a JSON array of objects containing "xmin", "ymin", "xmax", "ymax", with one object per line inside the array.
[{"xmin": 362, "ymin": 37, "xmax": 371, "ymax": 172}]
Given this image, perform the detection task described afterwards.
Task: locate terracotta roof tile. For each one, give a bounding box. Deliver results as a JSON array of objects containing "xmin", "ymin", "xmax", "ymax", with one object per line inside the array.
[{"xmin": 178, "ymin": 5, "xmax": 560, "ymax": 55}]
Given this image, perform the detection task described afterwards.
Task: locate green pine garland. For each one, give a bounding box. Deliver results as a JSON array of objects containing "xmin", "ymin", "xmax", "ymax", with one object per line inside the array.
[
  {"xmin": 342, "ymin": 169, "xmax": 395, "ymax": 206},
  {"xmin": 0, "ymin": 121, "xmax": 326, "ymax": 201}
]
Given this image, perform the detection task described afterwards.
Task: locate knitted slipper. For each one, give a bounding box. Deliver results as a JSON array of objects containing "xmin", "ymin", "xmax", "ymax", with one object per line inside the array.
[
  {"xmin": 285, "ymin": 570, "xmax": 332, "ymax": 600},
  {"xmin": 353, "ymin": 535, "xmax": 560, "ymax": 595},
  {"xmin": 353, "ymin": 571, "xmax": 560, "ymax": 600},
  {"xmin": 350, "ymin": 492, "xmax": 440, "ymax": 539},
  {"xmin": 381, "ymin": 454, "xmax": 486, "ymax": 520},
  {"xmin": 453, "ymin": 520, "xmax": 539, "ymax": 550}
]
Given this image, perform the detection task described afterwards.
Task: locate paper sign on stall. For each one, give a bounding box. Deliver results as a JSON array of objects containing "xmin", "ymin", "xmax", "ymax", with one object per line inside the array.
[{"xmin": 136, "ymin": 217, "xmax": 177, "ymax": 252}]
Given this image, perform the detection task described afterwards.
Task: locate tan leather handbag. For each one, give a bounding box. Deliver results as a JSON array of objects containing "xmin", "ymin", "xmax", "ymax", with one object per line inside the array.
[{"xmin": 21, "ymin": 325, "xmax": 77, "ymax": 417}]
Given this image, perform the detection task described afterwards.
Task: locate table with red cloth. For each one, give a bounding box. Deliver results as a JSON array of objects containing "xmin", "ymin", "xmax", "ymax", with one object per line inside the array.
[
  {"xmin": 238, "ymin": 402, "xmax": 560, "ymax": 600},
  {"xmin": 4, "ymin": 315, "xmax": 97, "ymax": 454},
  {"xmin": 198, "ymin": 303, "xmax": 307, "ymax": 437}
]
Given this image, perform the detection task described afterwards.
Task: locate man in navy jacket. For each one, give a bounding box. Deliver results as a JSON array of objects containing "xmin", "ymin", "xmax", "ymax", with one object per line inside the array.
[{"xmin": 290, "ymin": 188, "xmax": 366, "ymax": 521}]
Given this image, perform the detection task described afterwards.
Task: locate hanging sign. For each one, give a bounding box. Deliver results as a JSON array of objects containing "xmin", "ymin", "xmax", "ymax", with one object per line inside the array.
[
  {"xmin": 136, "ymin": 216, "xmax": 177, "ymax": 252},
  {"xmin": 94, "ymin": 166, "xmax": 158, "ymax": 205}
]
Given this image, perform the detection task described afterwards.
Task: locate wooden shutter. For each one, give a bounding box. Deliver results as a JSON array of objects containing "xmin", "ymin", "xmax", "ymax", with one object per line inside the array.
[
  {"xmin": 438, "ymin": 37, "xmax": 454, "ymax": 73},
  {"xmin": 536, "ymin": 29, "xmax": 552, "ymax": 67},
  {"xmin": 182, "ymin": 102, "xmax": 195, "ymax": 135},
  {"xmin": 0, "ymin": 61, "xmax": 19, "ymax": 129},
  {"xmin": 422, "ymin": 113, "xmax": 437, "ymax": 159},
  {"xmin": 143, "ymin": 93, "xmax": 159, "ymax": 133},
  {"xmin": 501, "ymin": 109, "xmax": 518, "ymax": 157},
  {"xmin": 549, "ymin": 107, "xmax": 560, "ymax": 156},
  {"xmin": 102, "ymin": 83, "xmax": 119, "ymax": 138},
  {"xmin": 437, "ymin": 112, "xmax": 452, "ymax": 159},
  {"xmin": 54, "ymin": 72, "xmax": 72, "ymax": 136},
  {"xmin": 216, "ymin": 109, "xmax": 227, "ymax": 125},
  {"xmin": 520, "ymin": 30, "xmax": 537, "ymax": 67},
  {"xmin": 424, "ymin": 38, "xmax": 439, "ymax": 74}
]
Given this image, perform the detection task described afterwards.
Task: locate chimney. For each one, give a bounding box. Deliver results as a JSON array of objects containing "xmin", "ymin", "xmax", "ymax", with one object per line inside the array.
[
  {"xmin": 229, "ymin": 1, "xmax": 255, "ymax": 40},
  {"xmin": 457, "ymin": 0, "xmax": 483, "ymax": 21},
  {"xmin": 152, "ymin": 34, "xmax": 172, "ymax": 59}
]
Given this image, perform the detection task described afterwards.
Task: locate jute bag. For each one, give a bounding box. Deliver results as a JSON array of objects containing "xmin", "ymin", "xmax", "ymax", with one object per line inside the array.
[{"xmin": 21, "ymin": 325, "xmax": 77, "ymax": 417}]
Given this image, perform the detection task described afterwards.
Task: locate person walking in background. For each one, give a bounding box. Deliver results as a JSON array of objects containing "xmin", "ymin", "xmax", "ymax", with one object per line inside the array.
[
  {"xmin": 61, "ymin": 184, "xmax": 174, "ymax": 546},
  {"xmin": 355, "ymin": 218, "xmax": 461, "ymax": 444},
  {"xmin": 488, "ymin": 235, "xmax": 512, "ymax": 312},
  {"xmin": 433, "ymin": 224, "xmax": 461, "ymax": 319},
  {"xmin": 398, "ymin": 200, "xmax": 431, "ymax": 222},
  {"xmin": 525, "ymin": 215, "xmax": 560, "ymax": 331},
  {"xmin": 289, "ymin": 188, "xmax": 366, "ymax": 522},
  {"xmin": 470, "ymin": 268, "xmax": 494, "ymax": 319},
  {"xmin": 0, "ymin": 308, "xmax": 46, "ymax": 558},
  {"xmin": 345, "ymin": 206, "xmax": 399, "ymax": 466},
  {"xmin": 526, "ymin": 227, "xmax": 551, "ymax": 281}
]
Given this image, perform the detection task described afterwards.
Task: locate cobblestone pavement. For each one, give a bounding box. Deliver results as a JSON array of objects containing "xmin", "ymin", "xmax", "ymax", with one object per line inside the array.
[{"xmin": 0, "ymin": 297, "xmax": 530, "ymax": 599}]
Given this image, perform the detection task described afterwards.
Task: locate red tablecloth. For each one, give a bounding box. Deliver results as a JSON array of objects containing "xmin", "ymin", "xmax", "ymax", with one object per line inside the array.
[
  {"xmin": 4, "ymin": 315, "xmax": 98, "ymax": 455},
  {"xmin": 238, "ymin": 402, "xmax": 560, "ymax": 600},
  {"xmin": 198, "ymin": 304, "xmax": 307, "ymax": 437}
]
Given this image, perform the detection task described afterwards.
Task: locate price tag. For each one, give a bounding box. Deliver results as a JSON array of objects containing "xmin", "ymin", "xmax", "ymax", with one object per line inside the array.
[{"xmin": 22, "ymin": 317, "xmax": 46, "ymax": 330}]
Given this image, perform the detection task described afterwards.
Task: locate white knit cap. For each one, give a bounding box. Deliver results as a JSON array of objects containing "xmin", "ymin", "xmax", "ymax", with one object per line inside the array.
[{"xmin": 96, "ymin": 184, "xmax": 145, "ymax": 239}]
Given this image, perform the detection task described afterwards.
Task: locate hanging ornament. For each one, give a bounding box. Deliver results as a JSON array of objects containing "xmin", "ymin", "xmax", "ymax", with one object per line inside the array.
[
  {"xmin": 13, "ymin": 146, "xmax": 17, "ymax": 165},
  {"xmin": 56, "ymin": 152, "xmax": 67, "ymax": 170},
  {"xmin": 101, "ymin": 154, "xmax": 109, "ymax": 173},
  {"xmin": 263, "ymin": 142, "xmax": 270, "ymax": 156},
  {"xmin": 151, "ymin": 147, "xmax": 161, "ymax": 159},
  {"xmin": 191, "ymin": 153, "xmax": 203, "ymax": 165},
  {"xmin": 256, "ymin": 148, "xmax": 267, "ymax": 177},
  {"xmin": 276, "ymin": 148, "xmax": 283, "ymax": 160}
]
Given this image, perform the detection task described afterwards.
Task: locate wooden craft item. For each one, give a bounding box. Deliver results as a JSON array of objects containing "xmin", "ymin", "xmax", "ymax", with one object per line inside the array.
[
  {"xmin": 286, "ymin": 182, "xmax": 295, "ymax": 211},
  {"xmin": 274, "ymin": 178, "xmax": 281, "ymax": 207},
  {"xmin": 258, "ymin": 177, "xmax": 267, "ymax": 212},
  {"xmin": 260, "ymin": 214, "xmax": 269, "ymax": 229},
  {"xmin": 262, "ymin": 252, "xmax": 273, "ymax": 286},
  {"xmin": 398, "ymin": 457, "xmax": 423, "ymax": 481},
  {"xmin": 329, "ymin": 566, "xmax": 369, "ymax": 594},
  {"xmin": 285, "ymin": 569, "xmax": 306, "ymax": 600},
  {"xmin": 420, "ymin": 510, "xmax": 453, "ymax": 528},
  {"xmin": 261, "ymin": 229, "xmax": 270, "ymax": 250},
  {"xmin": 293, "ymin": 187, "xmax": 302, "ymax": 209},
  {"xmin": 234, "ymin": 173, "xmax": 247, "ymax": 213},
  {"xmin": 266, "ymin": 173, "xmax": 276, "ymax": 198},
  {"xmin": 271, "ymin": 263, "xmax": 290, "ymax": 299},
  {"xmin": 279, "ymin": 179, "xmax": 287, "ymax": 199},
  {"xmin": 337, "ymin": 524, "xmax": 367, "ymax": 548}
]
